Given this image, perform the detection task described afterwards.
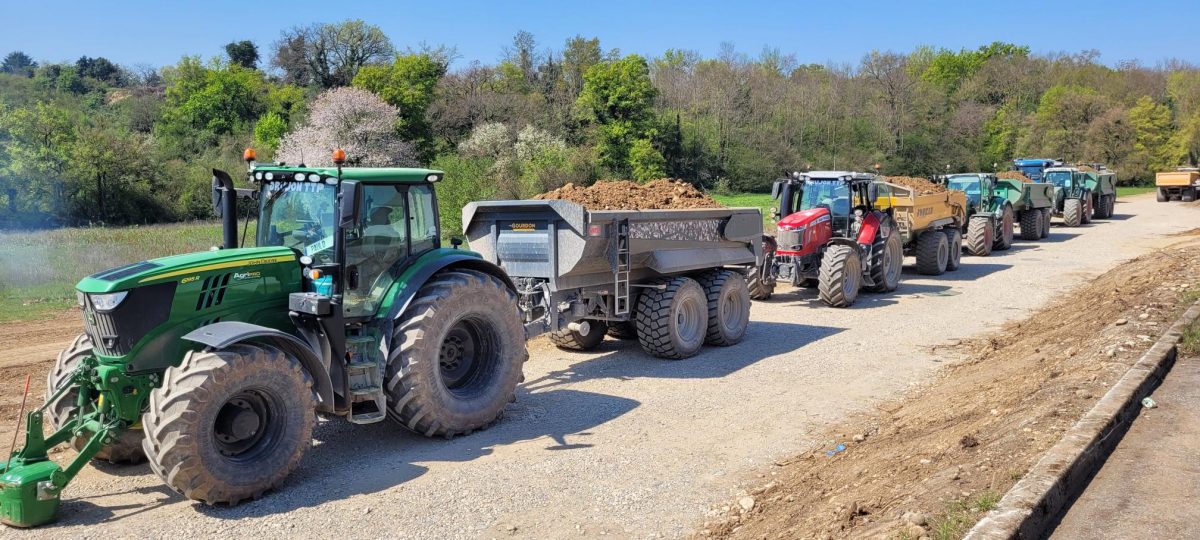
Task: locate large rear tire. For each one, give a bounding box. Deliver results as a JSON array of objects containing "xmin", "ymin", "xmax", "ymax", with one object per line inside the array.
[
  {"xmin": 965, "ymin": 217, "xmax": 994, "ymax": 256},
  {"xmin": 1081, "ymin": 195, "xmax": 1093, "ymax": 224},
  {"xmin": 47, "ymin": 335, "xmax": 146, "ymax": 465},
  {"xmin": 142, "ymin": 344, "xmax": 315, "ymax": 505},
  {"xmin": 1019, "ymin": 209, "xmax": 1041, "ymax": 241},
  {"xmin": 386, "ymin": 270, "xmax": 527, "ymax": 437},
  {"xmin": 635, "ymin": 276, "xmax": 708, "ymax": 359},
  {"xmin": 1106, "ymin": 195, "xmax": 1116, "ymax": 217},
  {"xmin": 915, "ymin": 230, "xmax": 949, "ymax": 275},
  {"xmin": 818, "ymin": 244, "xmax": 861, "ymax": 308},
  {"xmin": 867, "ymin": 232, "xmax": 902, "ymax": 292},
  {"xmin": 1063, "ymin": 198, "xmax": 1083, "ymax": 227},
  {"xmin": 993, "ymin": 205, "xmax": 1014, "ymax": 250},
  {"xmin": 1040, "ymin": 208, "xmax": 1052, "ymax": 238},
  {"xmin": 944, "ymin": 229, "xmax": 963, "ymax": 271},
  {"xmin": 1157, "ymin": 188, "xmax": 1168, "ymax": 202},
  {"xmin": 548, "ymin": 320, "xmax": 608, "ymax": 351},
  {"xmin": 697, "ymin": 270, "xmax": 751, "ymax": 346},
  {"xmin": 1183, "ymin": 188, "xmax": 1196, "ymax": 203}
]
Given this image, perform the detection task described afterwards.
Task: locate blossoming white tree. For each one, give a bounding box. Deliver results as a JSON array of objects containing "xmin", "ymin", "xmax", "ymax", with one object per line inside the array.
[{"xmin": 277, "ymin": 87, "xmax": 417, "ymax": 167}]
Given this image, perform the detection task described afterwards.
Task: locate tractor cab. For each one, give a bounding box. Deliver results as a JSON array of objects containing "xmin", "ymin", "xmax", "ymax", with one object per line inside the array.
[
  {"xmin": 944, "ymin": 173, "xmax": 997, "ymax": 213},
  {"xmin": 772, "ymin": 171, "xmax": 880, "ymax": 243}
]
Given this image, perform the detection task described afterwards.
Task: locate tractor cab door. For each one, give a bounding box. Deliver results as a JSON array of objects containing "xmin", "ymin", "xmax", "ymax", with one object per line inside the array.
[{"xmin": 342, "ymin": 183, "xmax": 440, "ymax": 319}]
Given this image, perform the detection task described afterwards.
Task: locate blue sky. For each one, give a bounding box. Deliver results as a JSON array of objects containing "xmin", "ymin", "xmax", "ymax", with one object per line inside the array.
[{"xmin": 3, "ymin": 0, "xmax": 1196, "ymax": 69}]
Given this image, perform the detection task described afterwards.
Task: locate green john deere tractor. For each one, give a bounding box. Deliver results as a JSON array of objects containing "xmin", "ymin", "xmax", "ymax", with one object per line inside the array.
[
  {"xmin": 942, "ymin": 173, "xmax": 1014, "ymax": 256},
  {"xmin": 0, "ymin": 152, "xmax": 527, "ymax": 527}
]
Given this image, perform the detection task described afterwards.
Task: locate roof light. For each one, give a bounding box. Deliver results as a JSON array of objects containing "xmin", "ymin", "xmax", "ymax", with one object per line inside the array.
[
  {"xmin": 243, "ymin": 147, "xmax": 256, "ymax": 162},
  {"xmin": 255, "ymin": 172, "xmax": 264, "ymax": 180},
  {"xmin": 332, "ymin": 148, "xmax": 347, "ymax": 165},
  {"xmin": 308, "ymin": 173, "xmax": 321, "ymax": 182},
  {"xmin": 426, "ymin": 173, "xmax": 442, "ymax": 182},
  {"xmin": 294, "ymin": 172, "xmax": 305, "ymax": 181},
  {"xmin": 265, "ymin": 172, "xmax": 274, "ymax": 180}
]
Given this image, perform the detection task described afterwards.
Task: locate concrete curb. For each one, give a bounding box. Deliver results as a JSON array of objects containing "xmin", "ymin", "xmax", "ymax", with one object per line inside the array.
[{"xmin": 965, "ymin": 301, "xmax": 1200, "ymax": 540}]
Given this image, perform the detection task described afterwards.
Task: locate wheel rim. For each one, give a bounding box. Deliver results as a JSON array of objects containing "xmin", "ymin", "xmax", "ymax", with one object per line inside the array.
[
  {"xmin": 885, "ymin": 239, "xmax": 901, "ymax": 284},
  {"xmin": 843, "ymin": 257, "xmax": 860, "ymax": 297},
  {"xmin": 213, "ymin": 388, "xmax": 283, "ymax": 461},
  {"xmin": 439, "ymin": 317, "xmax": 498, "ymax": 397},
  {"xmin": 675, "ymin": 295, "xmax": 705, "ymax": 345},
  {"xmin": 719, "ymin": 290, "xmax": 741, "ymax": 330}
]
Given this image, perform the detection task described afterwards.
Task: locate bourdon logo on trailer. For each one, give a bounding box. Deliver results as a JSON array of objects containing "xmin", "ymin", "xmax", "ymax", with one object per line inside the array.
[{"xmin": 509, "ymin": 223, "xmax": 537, "ymax": 232}]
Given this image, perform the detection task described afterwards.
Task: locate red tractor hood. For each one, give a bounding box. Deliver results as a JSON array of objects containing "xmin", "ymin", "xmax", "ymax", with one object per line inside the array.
[{"xmin": 778, "ymin": 207, "xmax": 829, "ymax": 228}]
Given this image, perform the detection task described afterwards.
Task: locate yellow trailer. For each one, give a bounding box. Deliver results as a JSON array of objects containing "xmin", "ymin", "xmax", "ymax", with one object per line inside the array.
[
  {"xmin": 1155, "ymin": 169, "xmax": 1200, "ymax": 202},
  {"xmin": 875, "ymin": 182, "xmax": 967, "ymax": 275}
]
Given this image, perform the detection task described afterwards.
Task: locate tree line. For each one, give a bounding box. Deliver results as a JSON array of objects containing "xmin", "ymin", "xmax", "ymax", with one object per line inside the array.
[{"xmin": 2, "ymin": 20, "xmax": 1198, "ymax": 231}]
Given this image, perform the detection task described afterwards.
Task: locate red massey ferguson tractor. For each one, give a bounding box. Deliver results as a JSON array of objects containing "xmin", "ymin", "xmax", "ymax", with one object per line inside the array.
[{"xmin": 751, "ymin": 171, "xmax": 902, "ymax": 307}]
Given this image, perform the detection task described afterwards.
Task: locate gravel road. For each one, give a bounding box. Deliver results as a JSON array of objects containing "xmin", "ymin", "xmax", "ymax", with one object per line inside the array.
[{"xmin": 7, "ymin": 194, "xmax": 1197, "ymax": 539}]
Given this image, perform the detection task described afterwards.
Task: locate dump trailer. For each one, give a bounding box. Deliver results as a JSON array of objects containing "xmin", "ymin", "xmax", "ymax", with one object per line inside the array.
[
  {"xmin": 875, "ymin": 182, "xmax": 967, "ymax": 275},
  {"xmin": 1081, "ymin": 167, "xmax": 1117, "ymax": 219},
  {"xmin": 1156, "ymin": 168, "xmax": 1200, "ymax": 202},
  {"xmin": 1012, "ymin": 158, "xmax": 1061, "ymax": 183},
  {"xmin": 997, "ymin": 178, "xmax": 1055, "ymax": 241},
  {"xmin": 463, "ymin": 200, "xmax": 761, "ymax": 357},
  {"xmin": 1041, "ymin": 167, "xmax": 1097, "ymax": 227}
]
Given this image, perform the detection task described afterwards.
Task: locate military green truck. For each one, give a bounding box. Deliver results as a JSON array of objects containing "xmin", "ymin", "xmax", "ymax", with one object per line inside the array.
[
  {"xmin": 943, "ymin": 173, "xmax": 1054, "ymax": 247},
  {"xmin": 1, "ymin": 152, "xmax": 762, "ymax": 528}
]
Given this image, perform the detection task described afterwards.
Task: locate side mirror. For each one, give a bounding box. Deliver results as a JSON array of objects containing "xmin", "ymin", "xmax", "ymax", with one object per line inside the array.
[
  {"xmin": 339, "ymin": 181, "xmax": 363, "ymax": 228},
  {"xmin": 770, "ymin": 181, "xmax": 782, "ymax": 200},
  {"xmin": 867, "ymin": 183, "xmax": 879, "ymax": 204},
  {"xmin": 450, "ymin": 237, "xmax": 463, "ymax": 249}
]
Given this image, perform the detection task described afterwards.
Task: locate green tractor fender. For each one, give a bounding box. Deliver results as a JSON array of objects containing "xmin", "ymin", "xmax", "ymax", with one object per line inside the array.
[
  {"xmin": 181, "ymin": 321, "xmax": 335, "ymax": 413},
  {"xmin": 380, "ymin": 252, "xmax": 515, "ymax": 324}
]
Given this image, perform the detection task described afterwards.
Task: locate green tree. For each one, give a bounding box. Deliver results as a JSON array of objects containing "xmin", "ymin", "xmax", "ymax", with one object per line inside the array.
[
  {"xmin": 154, "ymin": 57, "xmax": 268, "ymax": 155},
  {"xmin": 225, "ymin": 40, "xmax": 260, "ymax": 69},
  {"xmin": 254, "ymin": 112, "xmax": 288, "ymax": 154},
  {"xmin": 353, "ymin": 53, "xmax": 447, "ymax": 159},
  {"xmin": 75, "ymin": 56, "xmax": 123, "ymax": 86},
  {"xmin": 629, "ymin": 138, "xmax": 666, "ymax": 181},
  {"xmin": 576, "ymin": 54, "xmax": 659, "ymax": 176},
  {"xmin": 1, "ymin": 51, "xmax": 37, "ymax": 77},
  {"xmin": 1128, "ymin": 96, "xmax": 1178, "ymax": 173}
]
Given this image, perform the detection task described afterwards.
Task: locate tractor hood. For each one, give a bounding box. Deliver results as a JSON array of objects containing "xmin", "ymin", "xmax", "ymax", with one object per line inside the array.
[
  {"xmin": 76, "ymin": 247, "xmax": 298, "ymax": 294},
  {"xmin": 777, "ymin": 207, "xmax": 830, "ymax": 229}
]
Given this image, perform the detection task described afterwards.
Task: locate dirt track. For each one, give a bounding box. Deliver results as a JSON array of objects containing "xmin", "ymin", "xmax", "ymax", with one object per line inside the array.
[{"xmin": 0, "ymin": 194, "xmax": 1196, "ymax": 539}]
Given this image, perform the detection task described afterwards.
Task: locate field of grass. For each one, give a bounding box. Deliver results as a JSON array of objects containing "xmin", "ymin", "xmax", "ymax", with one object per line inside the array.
[
  {"xmin": 1117, "ymin": 186, "xmax": 1156, "ymax": 197},
  {"xmin": 0, "ymin": 221, "xmax": 253, "ymax": 322},
  {"xmin": 712, "ymin": 192, "xmax": 775, "ymax": 228}
]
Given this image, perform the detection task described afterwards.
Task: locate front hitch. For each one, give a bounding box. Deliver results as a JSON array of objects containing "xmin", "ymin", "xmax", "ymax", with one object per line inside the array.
[{"xmin": 0, "ymin": 368, "xmax": 122, "ymax": 528}]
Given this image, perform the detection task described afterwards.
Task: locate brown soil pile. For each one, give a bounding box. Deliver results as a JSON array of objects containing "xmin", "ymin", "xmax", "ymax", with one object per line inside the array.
[
  {"xmin": 1077, "ymin": 164, "xmax": 1099, "ymax": 173},
  {"xmin": 534, "ymin": 179, "xmax": 723, "ymax": 210},
  {"xmin": 997, "ymin": 171, "xmax": 1033, "ymax": 183},
  {"xmin": 884, "ymin": 176, "xmax": 946, "ymax": 194},
  {"xmin": 697, "ymin": 233, "xmax": 1200, "ymax": 540}
]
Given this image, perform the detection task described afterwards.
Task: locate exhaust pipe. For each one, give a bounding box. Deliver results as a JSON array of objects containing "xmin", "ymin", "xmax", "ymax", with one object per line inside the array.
[{"xmin": 211, "ymin": 169, "xmax": 238, "ymax": 249}]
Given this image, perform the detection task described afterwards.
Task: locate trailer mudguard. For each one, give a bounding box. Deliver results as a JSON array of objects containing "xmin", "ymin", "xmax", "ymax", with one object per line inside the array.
[{"xmin": 182, "ymin": 321, "xmax": 334, "ymax": 413}]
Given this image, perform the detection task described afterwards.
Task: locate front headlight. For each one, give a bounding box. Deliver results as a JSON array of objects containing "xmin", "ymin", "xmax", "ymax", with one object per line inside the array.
[
  {"xmin": 90, "ymin": 291, "xmax": 129, "ymax": 311},
  {"xmin": 76, "ymin": 290, "xmax": 86, "ymax": 307}
]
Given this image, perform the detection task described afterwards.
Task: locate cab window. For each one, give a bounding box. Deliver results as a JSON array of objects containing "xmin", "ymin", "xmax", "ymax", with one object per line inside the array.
[
  {"xmin": 344, "ymin": 184, "xmax": 410, "ymax": 318},
  {"xmin": 408, "ymin": 185, "xmax": 440, "ymax": 254}
]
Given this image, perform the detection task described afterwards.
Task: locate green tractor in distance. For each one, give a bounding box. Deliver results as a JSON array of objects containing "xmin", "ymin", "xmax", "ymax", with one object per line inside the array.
[
  {"xmin": 1043, "ymin": 166, "xmax": 1102, "ymax": 227},
  {"xmin": 1079, "ymin": 165, "xmax": 1117, "ymax": 220},
  {"xmin": 1, "ymin": 150, "xmax": 528, "ymax": 528},
  {"xmin": 941, "ymin": 173, "xmax": 1014, "ymax": 256},
  {"xmin": 943, "ymin": 173, "xmax": 1055, "ymax": 247}
]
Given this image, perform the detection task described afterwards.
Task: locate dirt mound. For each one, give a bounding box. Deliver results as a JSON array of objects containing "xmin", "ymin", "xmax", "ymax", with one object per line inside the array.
[
  {"xmin": 698, "ymin": 234, "xmax": 1200, "ymax": 540},
  {"xmin": 884, "ymin": 176, "xmax": 946, "ymax": 194},
  {"xmin": 997, "ymin": 171, "xmax": 1033, "ymax": 183},
  {"xmin": 1077, "ymin": 164, "xmax": 1099, "ymax": 173},
  {"xmin": 534, "ymin": 179, "xmax": 723, "ymax": 210}
]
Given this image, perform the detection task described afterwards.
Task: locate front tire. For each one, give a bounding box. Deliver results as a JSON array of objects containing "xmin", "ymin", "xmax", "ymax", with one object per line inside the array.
[
  {"xmin": 386, "ymin": 270, "xmax": 527, "ymax": 437},
  {"xmin": 966, "ymin": 217, "xmax": 994, "ymax": 256},
  {"xmin": 915, "ymin": 230, "xmax": 949, "ymax": 275},
  {"xmin": 697, "ymin": 270, "xmax": 751, "ymax": 346},
  {"xmin": 1063, "ymin": 199, "xmax": 1083, "ymax": 227},
  {"xmin": 142, "ymin": 344, "xmax": 315, "ymax": 505},
  {"xmin": 635, "ymin": 276, "xmax": 708, "ymax": 359},
  {"xmin": 867, "ymin": 232, "xmax": 902, "ymax": 292},
  {"xmin": 47, "ymin": 334, "xmax": 146, "ymax": 464},
  {"xmin": 818, "ymin": 244, "xmax": 861, "ymax": 307},
  {"xmin": 993, "ymin": 205, "xmax": 1014, "ymax": 250}
]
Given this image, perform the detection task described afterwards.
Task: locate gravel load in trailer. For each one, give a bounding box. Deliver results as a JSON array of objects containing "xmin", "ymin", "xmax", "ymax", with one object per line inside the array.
[{"xmin": 463, "ymin": 200, "xmax": 763, "ymax": 359}]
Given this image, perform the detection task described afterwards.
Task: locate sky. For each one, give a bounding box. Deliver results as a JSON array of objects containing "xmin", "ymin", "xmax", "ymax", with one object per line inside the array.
[{"xmin": 2, "ymin": 0, "xmax": 1197, "ymax": 70}]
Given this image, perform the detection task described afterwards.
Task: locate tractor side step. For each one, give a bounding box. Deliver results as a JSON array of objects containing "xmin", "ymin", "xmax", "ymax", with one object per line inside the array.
[{"xmin": 345, "ymin": 336, "xmax": 387, "ymax": 425}]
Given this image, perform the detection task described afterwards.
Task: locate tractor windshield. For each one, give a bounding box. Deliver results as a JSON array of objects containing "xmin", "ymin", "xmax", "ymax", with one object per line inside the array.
[
  {"xmin": 946, "ymin": 176, "xmax": 981, "ymax": 195},
  {"xmin": 258, "ymin": 181, "xmax": 338, "ymax": 263},
  {"xmin": 799, "ymin": 180, "xmax": 851, "ymax": 216},
  {"xmin": 1044, "ymin": 171, "xmax": 1073, "ymax": 188}
]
